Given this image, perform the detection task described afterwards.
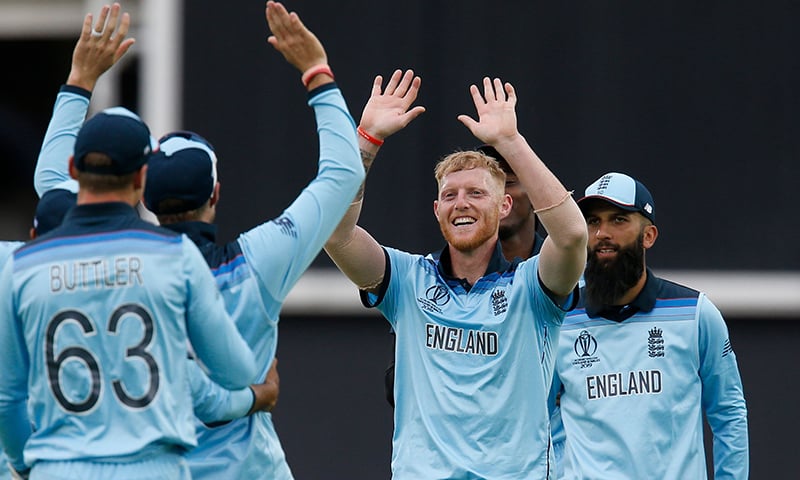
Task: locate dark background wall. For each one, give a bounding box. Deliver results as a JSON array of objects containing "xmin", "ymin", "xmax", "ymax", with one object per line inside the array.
[{"xmin": 182, "ymin": 0, "xmax": 799, "ymax": 271}]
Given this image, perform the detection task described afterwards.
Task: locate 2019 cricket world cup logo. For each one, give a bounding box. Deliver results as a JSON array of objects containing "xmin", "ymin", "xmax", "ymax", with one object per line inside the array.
[{"xmin": 572, "ymin": 330, "xmax": 600, "ymax": 369}]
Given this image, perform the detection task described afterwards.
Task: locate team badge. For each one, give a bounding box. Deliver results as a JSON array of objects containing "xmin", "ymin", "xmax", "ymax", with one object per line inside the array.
[
  {"xmin": 647, "ymin": 327, "xmax": 664, "ymax": 358},
  {"xmin": 491, "ymin": 289, "xmax": 508, "ymax": 316}
]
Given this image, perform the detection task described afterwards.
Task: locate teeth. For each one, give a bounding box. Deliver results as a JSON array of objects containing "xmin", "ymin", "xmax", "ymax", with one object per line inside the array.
[{"xmin": 453, "ymin": 217, "xmax": 475, "ymax": 226}]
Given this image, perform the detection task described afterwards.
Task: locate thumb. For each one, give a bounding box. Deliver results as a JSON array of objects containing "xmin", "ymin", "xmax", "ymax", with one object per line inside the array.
[
  {"xmin": 399, "ymin": 106, "xmax": 426, "ymax": 125},
  {"xmin": 457, "ymin": 114, "xmax": 478, "ymax": 133}
]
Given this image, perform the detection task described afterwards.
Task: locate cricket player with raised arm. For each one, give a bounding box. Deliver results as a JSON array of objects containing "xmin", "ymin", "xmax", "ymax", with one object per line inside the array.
[
  {"xmin": 324, "ymin": 73, "xmax": 587, "ymax": 479},
  {"xmin": 140, "ymin": 2, "xmax": 365, "ymax": 479},
  {"xmin": 0, "ymin": 98, "xmax": 257, "ymax": 480}
]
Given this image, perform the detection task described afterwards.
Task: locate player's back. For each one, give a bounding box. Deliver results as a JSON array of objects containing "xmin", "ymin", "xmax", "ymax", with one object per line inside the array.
[{"xmin": 9, "ymin": 207, "xmax": 199, "ymax": 463}]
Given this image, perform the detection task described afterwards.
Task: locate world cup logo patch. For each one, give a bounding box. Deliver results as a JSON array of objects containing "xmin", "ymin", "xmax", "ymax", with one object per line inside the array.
[{"xmin": 572, "ymin": 330, "xmax": 600, "ymax": 369}]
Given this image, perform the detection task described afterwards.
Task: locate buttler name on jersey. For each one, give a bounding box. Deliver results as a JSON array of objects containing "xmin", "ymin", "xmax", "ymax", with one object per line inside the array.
[{"xmin": 50, "ymin": 256, "xmax": 143, "ymax": 293}]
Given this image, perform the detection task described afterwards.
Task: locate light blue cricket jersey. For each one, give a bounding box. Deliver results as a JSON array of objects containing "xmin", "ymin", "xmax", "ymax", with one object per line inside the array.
[
  {"xmin": 33, "ymin": 84, "xmax": 258, "ymax": 425},
  {"xmin": 553, "ymin": 270, "xmax": 748, "ymax": 479},
  {"xmin": 170, "ymin": 84, "xmax": 363, "ymax": 480},
  {"xmin": 0, "ymin": 243, "xmax": 21, "ymax": 480},
  {"xmin": 367, "ymin": 243, "xmax": 570, "ymax": 480},
  {"xmin": 0, "ymin": 204, "xmax": 256, "ymax": 473},
  {"xmin": 34, "ymin": 85, "xmax": 87, "ymax": 197}
]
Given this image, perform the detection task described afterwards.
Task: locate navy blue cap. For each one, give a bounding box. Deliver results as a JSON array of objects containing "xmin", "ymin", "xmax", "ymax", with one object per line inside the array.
[
  {"xmin": 33, "ymin": 189, "xmax": 77, "ymax": 235},
  {"xmin": 143, "ymin": 131, "xmax": 218, "ymax": 215},
  {"xmin": 74, "ymin": 107, "xmax": 158, "ymax": 175},
  {"xmin": 578, "ymin": 172, "xmax": 656, "ymax": 224}
]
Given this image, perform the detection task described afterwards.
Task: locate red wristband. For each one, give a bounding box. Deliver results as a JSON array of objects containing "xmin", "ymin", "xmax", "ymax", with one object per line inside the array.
[
  {"xmin": 357, "ymin": 126, "xmax": 384, "ymax": 146},
  {"xmin": 301, "ymin": 64, "xmax": 334, "ymax": 88}
]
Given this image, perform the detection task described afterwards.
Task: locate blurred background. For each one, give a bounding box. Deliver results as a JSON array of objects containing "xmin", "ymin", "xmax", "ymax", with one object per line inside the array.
[{"xmin": 1, "ymin": 0, "xmax": 798, "ymax": 477}]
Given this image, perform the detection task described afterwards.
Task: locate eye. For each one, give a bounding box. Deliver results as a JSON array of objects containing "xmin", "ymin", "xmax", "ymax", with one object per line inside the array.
[
  {"xmin": 586, "ymin": 217, "xmax": 599, "ymax": 226},
  {"xmin": 613, "ymin": 215, "xmax": 628, "ymax": 224}
]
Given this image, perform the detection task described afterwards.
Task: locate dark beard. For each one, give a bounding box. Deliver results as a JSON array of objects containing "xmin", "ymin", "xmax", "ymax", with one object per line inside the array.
[{"xmin": 584, "ymin": 233, "xmax": 645, "ymax": 308}]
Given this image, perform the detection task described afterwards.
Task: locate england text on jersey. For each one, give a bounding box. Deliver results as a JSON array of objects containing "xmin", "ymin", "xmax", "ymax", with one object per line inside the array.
[
  {"xmin": 50, "ymin": 256, "xmax": 143, "ymax": 293},
  {"xmin": 425, "ymin": 323, "xmax": 498, "ymax": 356},
  {"xmin": 585, "ymin": 369, "xmax": 662, "ymax": 400}
]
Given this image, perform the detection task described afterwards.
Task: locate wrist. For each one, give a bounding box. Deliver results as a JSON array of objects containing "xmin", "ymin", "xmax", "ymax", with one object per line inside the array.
[
  {"xmin": 66, "ymin": 72, "xmax": 97, "ymax": 92},
  {"xmin": 357, "ymin": 126, "xmax": 384, "ymax": 146},
  {"xmin": 301, "ymin": 64, "xmax": 334, "ymax": 89}
]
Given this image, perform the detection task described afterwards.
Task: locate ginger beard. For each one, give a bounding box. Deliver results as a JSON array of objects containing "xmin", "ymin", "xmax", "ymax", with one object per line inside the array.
[{"xmin": 437, "ymin": 198, "xmax": 503, "ymax": 252}]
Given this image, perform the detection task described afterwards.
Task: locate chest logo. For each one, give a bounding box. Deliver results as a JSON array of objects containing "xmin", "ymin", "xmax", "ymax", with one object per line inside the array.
[
  {"xmin": 572, "ymin": 330, "xmax": 600, "ymax": 369},
  {"xmin": 491, "ymin": 289, "xmax": 508, "ymax": 316},
  {"xmin": 648, "ymin": 327, "xmax": 665, "ymax": 358},
  {"xmin": 417, "ymin": 284, "xmax": 451, "ymax": 313}
]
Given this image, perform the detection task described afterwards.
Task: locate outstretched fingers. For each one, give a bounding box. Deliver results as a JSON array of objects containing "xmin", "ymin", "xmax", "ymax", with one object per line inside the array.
[
  {"xmin": 382, "ymin": 69, "xmax": 404, "ymax": 96},
  {"xmin": 371, "ymin": 75, "xmax": 385, "ymax": 97},
  {"xmin": 91, "ymin": 4, "xmax": 110, "ymax": 37}
]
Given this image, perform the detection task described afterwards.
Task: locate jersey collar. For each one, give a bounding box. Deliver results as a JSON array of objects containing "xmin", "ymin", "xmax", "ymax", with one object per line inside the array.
[
  {"xmin": 435, "ymin": 241, "xmax": 513, "ymax": 290},
  {"xmin": 163, "ymin": 221, "xmax": 217, "ymax": 246}
]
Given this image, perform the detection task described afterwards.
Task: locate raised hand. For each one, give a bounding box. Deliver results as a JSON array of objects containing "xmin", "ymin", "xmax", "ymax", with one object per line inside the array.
[
  {"xmin": 457, "ymin": 77, "xmax": 520, "ymax": 146},
  {"xmin": 359, "ymin": 69, "xmax": 426, "ymax": 142},
  {"xmin": 265, "ymin": 1, "xmax": 326, "ymax": 73},
  {"xmin": 68, "ymin": 3, "xmax": 135, "ymax": 91}
]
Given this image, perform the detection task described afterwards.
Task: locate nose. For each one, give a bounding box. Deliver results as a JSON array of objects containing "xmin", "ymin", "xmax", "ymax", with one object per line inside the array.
[
  {"xmin": 593, "ymin": 221, "xmax": 611, "ymax": 239},
  {"xmin": 454, "ymin": 190, "xmax": 470, "ymax": 209}
]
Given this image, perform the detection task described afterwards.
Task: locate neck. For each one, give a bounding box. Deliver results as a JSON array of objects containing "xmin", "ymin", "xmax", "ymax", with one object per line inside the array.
[
  {"xmin": 447, "ymin": 240, "xmax": 496, "ymax": 285},
  {"xmin": 77, "ymin": 190, "xmax": 139, "ymax": 207},
  {"xmin": 500, "ymin": 226, "xmax": 536, "ymax": 261}
]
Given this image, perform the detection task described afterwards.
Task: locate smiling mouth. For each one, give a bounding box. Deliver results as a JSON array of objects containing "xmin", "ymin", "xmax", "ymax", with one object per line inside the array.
[{"xmin": 453, "ymin": 216, "xmax": 476, "ymax": 226}]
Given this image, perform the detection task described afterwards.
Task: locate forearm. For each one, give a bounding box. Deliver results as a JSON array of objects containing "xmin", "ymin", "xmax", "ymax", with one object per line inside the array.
[
  {"xmin": 495, "ymin": 135, "xmax": 587, "ymax": 294},
  {"xmin": 247, "ymin": 380, "xmax": 279, "ymax": 414},
  {"xmin": 323, "ymin": 140, "xmax": 386, "ymax": 291},
  {"xmin": 34, "ymin": 86, "xmax": 90, "ymax": 197},
  {"xmin": 0, "ymin": 401, "xmax": 31, "ymax": 472}
]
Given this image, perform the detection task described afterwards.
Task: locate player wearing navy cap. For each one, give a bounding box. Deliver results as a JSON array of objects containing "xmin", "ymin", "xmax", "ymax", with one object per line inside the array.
[
  {"xmin": 141, "ymin": 3, "xmax": 364, "ymax": 479},
  {"xmin": 0, "ymin": 6, "xmax": 278, "ymax": 479},
  {"xmin": 324, "ymin": 74, "xmax": 587, "ymax": 479},
  {"xmin": 550, "ymin": 172, "xmax": 749, "ymax": 479},
  {"xmin": 0, "ymin": 99, "xmax": 256, "ymax": 480}
]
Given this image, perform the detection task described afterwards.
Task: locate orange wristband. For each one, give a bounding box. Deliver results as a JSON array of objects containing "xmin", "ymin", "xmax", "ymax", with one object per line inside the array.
[
  {"xmin": 301, "ymin": 64, "xmax": 334, "ymax": 88},
  {"xmin": 357, "ymin": 126, "xmax": 384, "ymax": 146}
]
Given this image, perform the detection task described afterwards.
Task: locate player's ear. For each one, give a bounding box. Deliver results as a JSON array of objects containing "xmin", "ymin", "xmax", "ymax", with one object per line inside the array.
[
  {"xmin": 209, "ymin": 182, "xmax": 221, "ymax": 208},
  {"xmin": 68, "ymin": 156, "xmax": 79, "ymax": 180},
  {"xmin": 499, "ymin": 193, "xmax": 512, "ymax": 220},
  {"xmin": 133, "ymin": 165, "xmax": 147, "ymax": 190},
  {"xmin": 29, "ymin": 227, "xmax": 36, "ymax": 240},
  {"xmin": 642, "ymin": 223, "xmax": 658, "ymax": 249}
]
